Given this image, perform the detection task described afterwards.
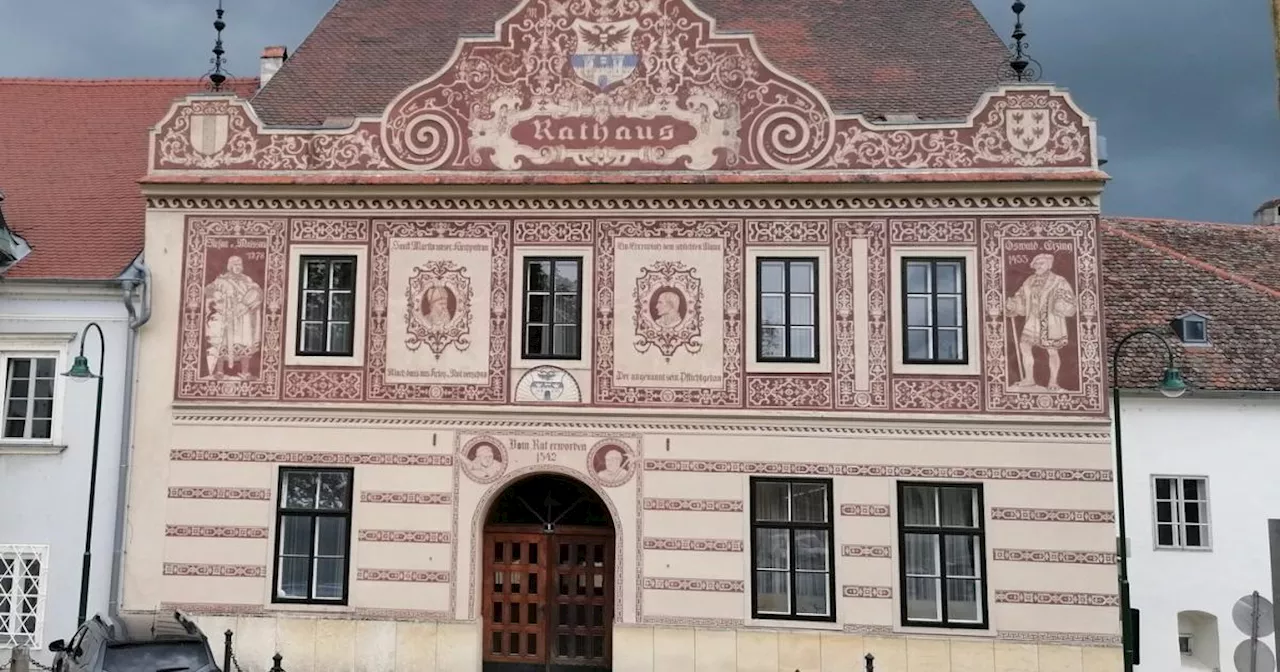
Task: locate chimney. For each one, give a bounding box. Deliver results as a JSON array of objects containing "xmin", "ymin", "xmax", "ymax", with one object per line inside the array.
[
  {"xmin": 1254, "ymin": 198, "xmax": 1280, "ymax": 225},
  {"xmin": 260, "ymin": 46, "xmax": 288, "ymax": 89}
]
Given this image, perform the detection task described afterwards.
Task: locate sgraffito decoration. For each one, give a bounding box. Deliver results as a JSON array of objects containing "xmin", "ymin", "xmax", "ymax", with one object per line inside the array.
[
  {"xmin": 632, "ymin": 261, "xmax": 704, "ymax": 359},
  {"xmin": 404, "ymin": 261, "xmax": 475, "ymax": 358},
  {"xmin": 148, "ymin": 0, "xmax": 1096, "ymax": 175}
]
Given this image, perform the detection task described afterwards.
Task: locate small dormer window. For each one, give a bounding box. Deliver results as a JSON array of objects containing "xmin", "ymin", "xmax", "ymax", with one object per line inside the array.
[{"xmin": 1171, "ymin": 312, "xmax": 1209, "ymax": 345}]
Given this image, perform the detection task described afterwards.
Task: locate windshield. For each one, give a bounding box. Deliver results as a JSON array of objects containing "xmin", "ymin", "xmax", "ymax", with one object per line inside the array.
[{"xmin": 103, "ymin": 641, "xmax": 212, "ymax": 671}]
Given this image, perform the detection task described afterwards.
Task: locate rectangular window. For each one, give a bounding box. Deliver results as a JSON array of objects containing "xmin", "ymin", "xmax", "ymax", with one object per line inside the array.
[
  {"xmin": 522, "ymin": 257, "xmax": 582, "ymax": 359},
  {"xmin": 296, "ymin": 256, "xmax": 357, "ymax": 357},
  {"xmin": 3, "ymin": 357, "xmax": 57, "ymax": 440},
  {"xmin": 902, "ymin": 258, "xmax": 967, "ymax": 364},
  {"xmin": 898, "ymin": 483, "xmax": 986, "ymax": 628},
  {"xmin": 274, "ymin": 468, "xmax": 353, "ymax": 604},
  {"xmin": 0, "ymin": 545, "xmax": 48, "ymax": 649},
  {"xmin": 1154, "ymin": 477, "xmax": 1210, "ymax": 549},
  {"xmin": 749, "ymin": 478, "xmax": 835, "ymax": 621},
  {"xmin": 758, "ymin": 258, "xmax": 819, "ymax": 362}
]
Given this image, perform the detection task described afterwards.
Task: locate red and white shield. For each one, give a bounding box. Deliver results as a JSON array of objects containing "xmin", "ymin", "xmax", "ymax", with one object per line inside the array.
[{"xmin": 189, "ymin": 114, "xmax": 230, "ymax": 156}]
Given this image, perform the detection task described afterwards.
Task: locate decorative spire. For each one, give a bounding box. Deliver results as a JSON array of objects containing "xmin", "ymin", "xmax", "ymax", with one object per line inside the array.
[
  {"xmin": 1002, "ymin": 0, "xmax": 1042, "ymax": 82},
  {"xmin": 206, "ymin": 0, "xmax": 229, "ymax": 91}
]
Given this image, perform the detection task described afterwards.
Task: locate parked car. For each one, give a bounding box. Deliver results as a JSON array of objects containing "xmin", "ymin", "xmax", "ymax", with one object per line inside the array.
[{"xmin": 48, "ymin": 611, "xmax": 219, "ymax": 672}]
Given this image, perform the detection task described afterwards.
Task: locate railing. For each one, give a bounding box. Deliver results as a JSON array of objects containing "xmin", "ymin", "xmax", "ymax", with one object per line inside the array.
[{"xmin": 223, "ymin": 629, "xmax": 288, "ymax": 672}]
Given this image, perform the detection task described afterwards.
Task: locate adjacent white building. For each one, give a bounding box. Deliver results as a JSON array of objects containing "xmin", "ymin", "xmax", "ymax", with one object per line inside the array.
[{"xmin": 1103, "ymin": 216, "xmax": 1280, "ymax": 672}]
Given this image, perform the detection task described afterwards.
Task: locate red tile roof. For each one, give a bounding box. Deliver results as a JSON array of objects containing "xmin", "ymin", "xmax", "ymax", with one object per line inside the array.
[
  {"xmin": 1102, "ymin": 217, "xmax": 1280, "ymax": 392},
  {"xmin": 0, "ymin": 78, "xmax": 256, "ymax": 280},
  {"xmin": 251, "ymin": 0, "xmax": 1012, "ymax": 127}
]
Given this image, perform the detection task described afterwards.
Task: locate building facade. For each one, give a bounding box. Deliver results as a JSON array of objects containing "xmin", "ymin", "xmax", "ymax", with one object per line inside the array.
[
  {"xmin": 1103, "ymin": 217, "xmax": 1280, "ymax": 671},
  {"xmin": 121, "ymin": 1, "xmax": 1122, "ymax": 670}
]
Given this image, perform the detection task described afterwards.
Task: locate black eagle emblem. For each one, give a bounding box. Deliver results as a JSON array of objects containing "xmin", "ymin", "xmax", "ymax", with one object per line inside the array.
[{"xmin": 577, "ymin": 23, "xmax": 632, "ymax": 51}]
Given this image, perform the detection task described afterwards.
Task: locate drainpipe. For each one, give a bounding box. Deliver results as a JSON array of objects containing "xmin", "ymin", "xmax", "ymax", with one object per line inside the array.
[{"xmin": 107, "ymin": 265, "xmax": 151, "ymax": 619}]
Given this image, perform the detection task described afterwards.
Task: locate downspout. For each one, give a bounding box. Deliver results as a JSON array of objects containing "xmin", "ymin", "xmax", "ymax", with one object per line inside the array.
[{"xmin": 107, "ymin": 264, "xmax": 151, "ymax": 619}]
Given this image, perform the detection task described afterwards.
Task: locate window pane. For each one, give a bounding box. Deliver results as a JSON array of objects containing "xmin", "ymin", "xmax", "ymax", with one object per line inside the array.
[
  {"xmin": 946, "ymin": 579, "xmax": 981, "ymax": 622},
  {"xmin": 760, "ymin": 327, "xmax": 786, "ymax": 358},
  {"xmin": 906, "ymin": 296, "xmax": 931, "ymax": 327},
  {"xmin": 34, "ymin": 360, "xmax": 54, "ymax": 379},
  {"xmin": 755, "ymin": 528, "xmax": 790, "ymax": 570},
  {"xmin": 4, "ymin": 419, "xmax": 24, "ymax": 438},
  {"xmin": 795, "ymin": 572, "xmax": 830, "ymax": 616},
  {"xmin": 792, "ymin": 483, "xmax": 827, "ymax": 522},
  {"xmin": 8, "ymin": 376, "xmax": 29, "ymax": 400},
  {"xmin": 304, "ymin": 292, "xmax": 327, "ymax": 321},
  {"xmin": 755, "ymin": 482, "xmax": 790, "ymax": 521},
  {"xmin": 554, "ymin": 295, "xmax": 578, "ymax": 325},
  {"xmin": 939, "ymin": 488, "xmax": 976, "ymax": 527},
  {"xmin": 330, "ymin": 292, "xmax": 354, "ymax": 321},
  {"xmin": 552, "ymin": 326, "xmax": 579, "ymax": 357},
  {"xmin": 1157, "ymin": 523, "xmax": 1176, "ymax": 546},
  {"xmin": 526, "ymin": 325, "xmax": 548, "ymax": 355},
  {"xmin": 1155, "ymin": 478, "xmax": 1172, "ymax": 500},
  {"xmin": 904, "ymin": 534, "xmax": 938, "ymax": 575},
  {"xmin": 760, "ymin": 262, "xmax": 785, "ymax": 293},
  {"xmin": 328, "ymin": 323, "xmax": 352, "ymax": 354},
  {"xmin": 1156, "ymin": 501, "xmax": 1173, "ymax": 525},
  {"xmin": 1183, "ymin": 479, "xmax": 1205, "ymax": 501},
  {"xmin": 6, "ymin": 399, "xmax": 27, "ymax": 422},
  {"xmin": 906, "ymin": 262, "xmax": 930, "ymax": 294},
  {"xmin": 937, "ymin": 296, "xmax": 961, "ymax": 327},
  {"xmin": 527, "ymin": 262, "xmax": 551, "ymax": 291},
  {"xmin": 314, "ymin": 558, "xmax": 344, "ymax": 599},
  {"xmin": 937, "ymin": 329, "xmax": 962, "ymax": 362},
  {"xmin": 1185, "ymin": 524, "xmax": 1203, "ymax": 547},
  {"xmin": 790, "ymin": 296, "xmax": 813, "ymax": 326},
  {"xmin": 902, "ymin": 486, "xmax": 937, "ymax": 526},
  {"xmin": 789, "ymin": 327, "xmax": 814, "ymax": 359},
  {"xmin": 305, "ymin": 262, "xmax": 329, "ymax": 290},
  {"xmin": 9, "ymin": 358, "xmax": 31, "ymax": 379},
  {"xmin": 1186, "ymin": 320, "xmax": 1206, "ymax": 341},
  {"xmin": 755, "ymin": 570, "xmax": 790, "ymax": 613},
  {"xmin": 316, "ymin": 517, "xmax": 347, "ymax": 556},
  {"xmin": 944, "ymin": 535, "xmax": 979, "ymax": 577},
  {"xmin": 1183, "ymin": 501, "xmax": 1201, "ymax": 525},
  {"xmin": 789, "ymin": 262, "xmax": 814, "ymax": 294},
  {"xmin": 795, "ymin": 530, "xmax": 828, "ymax": 571},
  {"xmin": 34, "ymin": 378, "xmax": 53, "ymax": 399},
  {"xmin": 318, "ymin": 472, "xmax": 350, "ymax": 510},
  {"xmin": 32, "ymin": 400, "xmax": 53, "ymax": 422},
  {"xmin": 280, "ymin": 516, "xmax": 312, "ymax": 556},
  {"xmin": 761, "ymin": 296, "xmax": 785, "ymax": 326},
  {"xmin": 31, "ymin": 420, "xmax": 51, "ymax": 440},
  {"xmin": 905, "ymin": 577, "xmax": 940, "ymax": 621},
  {"xmin": 936, "ymin": 262, "xmax": 962, "ymax": 294},
  {"xmin": 554, "ymin": 261, "xmax": 579, "ymax": 292},
  {"xmin": 278, "ymin": 557, "xmax": 309, "ymax": 598},
  {"xmin": 284, "ymin": 472, "xmax": 318, "ymax": 509},
  {"xmin": 527, "ymin": 294, "xmax": 549, "ymax": 324},
  {"xmin": 330, "ymin": 260, "xmax": 355, "ymax": 290},
  {"xmin": 302, "ymin": 323, "xmax": 326, "ymax": 353}
]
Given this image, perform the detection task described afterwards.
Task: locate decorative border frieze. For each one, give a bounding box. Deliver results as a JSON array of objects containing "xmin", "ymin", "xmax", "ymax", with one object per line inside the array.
[
  {"xmin": 645, "ymin": 460, "xmax": 1112, "ymax": 482},
  {"xmin": 833, "ymin": 220, "xmax": 889, "ymax": 409},
  {"xmin": 842, "ymin": 585, "xmax": 893, "ymax": 599},
  {"xmin": 745, "ymin": 218, "xmax": 832, "ymax": 244},
  {"xmin": 157, "ymin": 602, "xmax": 456, "ymax": 623},
  {"xmin": 283, "ymin": 369, "xmax": 365, "ymax": 401},
  {"xmin": 163, "ymin": 563, "xmax": 265, "ymax": 578},
  {"xmin": 641, "ymin": 615, "xmax": 744, "ymax": 629},
  {"xmin": 146, "ymin": 195, "xmax": 1102, "ymax": 214},
  {"xmin": 641, "ymin": 577, "xmax": 744, "ymax": 593},
  {"xmin": 998, "ymin": 630, "xmax": 1122, "ymax": 647},
  {"xmin": 841, "ymin": 545, "xmax": 892, "ymax": 558},
  {"xmin": 990, "ymin": 508, "xmax": 1115, "ymax": 523},
  {"xmin": 514, "ymin": 219, "xmax": 594, "ymax": 245},
  {"xmin": 843, "ymin": 624, "xmax": 896, "ymax": 636},
  {"xmin": 643, "ymin": 538, "xmax": 743, "ymax": 552},
  {"xmin": 642, "ymin": 498, "xmax": 743, "ymax": 512},
  {"xmin": 170, "ymin": 449, "xmax": 453, "ymax": 466},
  {"xmin": 746, "ymin": 375, "xmax": 834, "ymax": 409},
  {"xmin": 360, "ymin": 491, "xmax": 453, "ymax": 505},
  {"xmin": 993, "ymin": 548, "xmax": 1116, "ymax": 565},
  {"xmin": 995, "ymin": 591, "xmax": 1118, "ymax": 607},
  {"xmin": 356, "ymin": 569, "xmax": 452, "ymax": 583},
  {"xmin": 165, "ymin": 525, "xmax": 268, "ymax": 539},
  {"xmin": 840, "ymin": 503, "xmax": 891, "ymax": 517},
  {"xmin": 166, "ymin": 486, "xmax": 272, "ymax": 500},
  {"xmin": 289, "ymin": 218, "xmax": 370, "ymax": 243},
  {"xmin": 892, "ymin": 378, "xmax": 982, "ymax": 412},
  {"xmin": 358, "ymin": 530, "xmax": 453, "ymax": 544},
  {"xmin": 889, "ymin": 218, "xmax": 978, "ymax": 244}
]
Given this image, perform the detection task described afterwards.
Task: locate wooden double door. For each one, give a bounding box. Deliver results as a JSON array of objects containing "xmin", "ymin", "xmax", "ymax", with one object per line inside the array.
[{"xmin": 482, "ymin": 526, "xmax": 613, "ymax": 672}]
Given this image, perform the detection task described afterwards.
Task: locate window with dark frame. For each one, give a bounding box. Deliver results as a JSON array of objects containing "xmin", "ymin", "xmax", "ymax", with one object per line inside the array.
[
  {"xmin": 1154, "ymin": 477, "xmax": 1210, "ymax": 549},
  {"xmin": 902, "ymin": 258, "xmax": 967, "ymax": 364},
  {"xmin": 297, "ymin": 256, "xmax": 357, "ymax": 357},
  {"xmin": 758, "ymin": 258, "xmax": 819, "ymax": 362},
  {"xmin": 274, "ymin": 468, "xmax": 353, "ymax": 604},
  {"xmin": 898, "ymin": 482, "xmax": 987, "ymax": 628},
  {"xmin": 3, "ymin": 356, "xmax": 56, "ymax": 440},
  {"xmin": 749, "ymin": 477, "xmax": 835, "ymax": 622},
  {"xmin": 522, "ymin": 257, "xmax": 583, "ymax": 359}
]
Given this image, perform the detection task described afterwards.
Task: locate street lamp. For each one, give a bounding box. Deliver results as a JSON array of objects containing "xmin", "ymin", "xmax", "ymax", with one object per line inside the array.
[
  {"xmin": 63, "ymin": 322, "xmax": 105, "ymax": 628},
  {"xmin": 1112, "ymin": 328, "xmax": 1188, "ymax": 672}
]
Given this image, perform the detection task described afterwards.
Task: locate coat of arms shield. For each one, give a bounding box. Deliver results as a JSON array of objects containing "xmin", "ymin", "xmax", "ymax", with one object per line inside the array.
[
  {"xmin": 189, "ymin": 113, "xmax": 230, "ymax": 156},
  {"xmin": 1005, "ymin": 108, "xmax": 1051, "ymax": 153},
  {"xmin": 570, "ymin": 19, "xmax": 640, "ymax": 90}
]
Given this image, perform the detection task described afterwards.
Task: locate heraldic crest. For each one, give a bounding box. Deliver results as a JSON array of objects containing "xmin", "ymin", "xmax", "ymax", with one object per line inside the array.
[
  {"xmin": 404, "ymin": 260, "xmax": 474, "ymax": 358},
  {"xmin": 633, "ymin": 261, "xmax": 704, "ymax": 359}
]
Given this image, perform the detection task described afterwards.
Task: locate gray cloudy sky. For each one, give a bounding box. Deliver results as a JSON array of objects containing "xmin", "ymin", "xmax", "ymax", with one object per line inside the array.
[{"xmin": 1, "ymin": 0, "xmax": 1275, "ymax": 222}]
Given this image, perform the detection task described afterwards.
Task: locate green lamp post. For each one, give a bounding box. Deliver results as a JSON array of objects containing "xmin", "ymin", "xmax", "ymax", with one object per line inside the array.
[
  {"xmin": 1111, "ymin": 328, "xmax": 1188, "ymax": 671},
  {"xmin": 63, "ymin": 322, "xmax": 105, "ymax": 627}
]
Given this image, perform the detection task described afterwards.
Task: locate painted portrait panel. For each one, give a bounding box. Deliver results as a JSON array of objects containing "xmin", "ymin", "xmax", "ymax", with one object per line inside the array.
[
  {"xmin": 459, "ymin": 437, "xmax": 508, "ymax": 484},
  {"xmin": 1001, "ymin": 240, "xmax": 1081, "ymax": 393},
  {"xmin": 588, "ymin": 441, "xmax": 636, "ymax": 487},
  {"xmin": 199, "ymin": 243, "xmax": 268, "ymax": 381}
]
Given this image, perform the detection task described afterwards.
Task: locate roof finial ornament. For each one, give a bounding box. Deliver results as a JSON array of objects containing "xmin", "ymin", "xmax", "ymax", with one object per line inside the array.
[
  {"xmin": 205, "ymin": 0, "xmax": 230, "ymax": 91},
  {"xmin": 1002, "ymin": 0, "xmax": 1042, "ymax": 82}
]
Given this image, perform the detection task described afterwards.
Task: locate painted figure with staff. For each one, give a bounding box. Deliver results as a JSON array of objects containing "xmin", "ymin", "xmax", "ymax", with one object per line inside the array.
[{"xmin": 1005, "ymin": 252, "xmax": 1077, "ymax": 391}]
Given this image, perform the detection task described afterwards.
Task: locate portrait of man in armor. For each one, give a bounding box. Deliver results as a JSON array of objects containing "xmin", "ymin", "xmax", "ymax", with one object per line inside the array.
[{"xmin": 204, "ymin": 255, "xmax": 264, "ymax": 380}]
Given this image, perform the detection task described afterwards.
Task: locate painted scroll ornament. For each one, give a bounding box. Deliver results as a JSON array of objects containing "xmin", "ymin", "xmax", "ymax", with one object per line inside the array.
[{"xmin": 404, "ymin": 261, "xmax": 474, "ymax": 358}]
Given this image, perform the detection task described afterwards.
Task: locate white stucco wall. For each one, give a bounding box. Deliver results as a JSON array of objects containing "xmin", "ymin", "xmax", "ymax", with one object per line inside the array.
[
  {"xmin": 0, "ymin": 283, "xmax": 136, "ymax": 664},
  {"xmin": 1122, "ymin": 394, "xmax": 1280, "ymax": 671}
]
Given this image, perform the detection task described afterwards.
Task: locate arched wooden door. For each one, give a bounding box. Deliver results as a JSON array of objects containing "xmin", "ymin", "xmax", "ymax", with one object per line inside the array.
[{"xmin": 482, "ymin": 475, "xmax": 614, "ymax": 672}]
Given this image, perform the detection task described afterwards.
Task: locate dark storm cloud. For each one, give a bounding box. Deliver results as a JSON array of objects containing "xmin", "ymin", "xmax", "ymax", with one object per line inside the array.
[{"xmin": 1, "ymin": 0, "xmax": 1275, "ymax": 222}]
